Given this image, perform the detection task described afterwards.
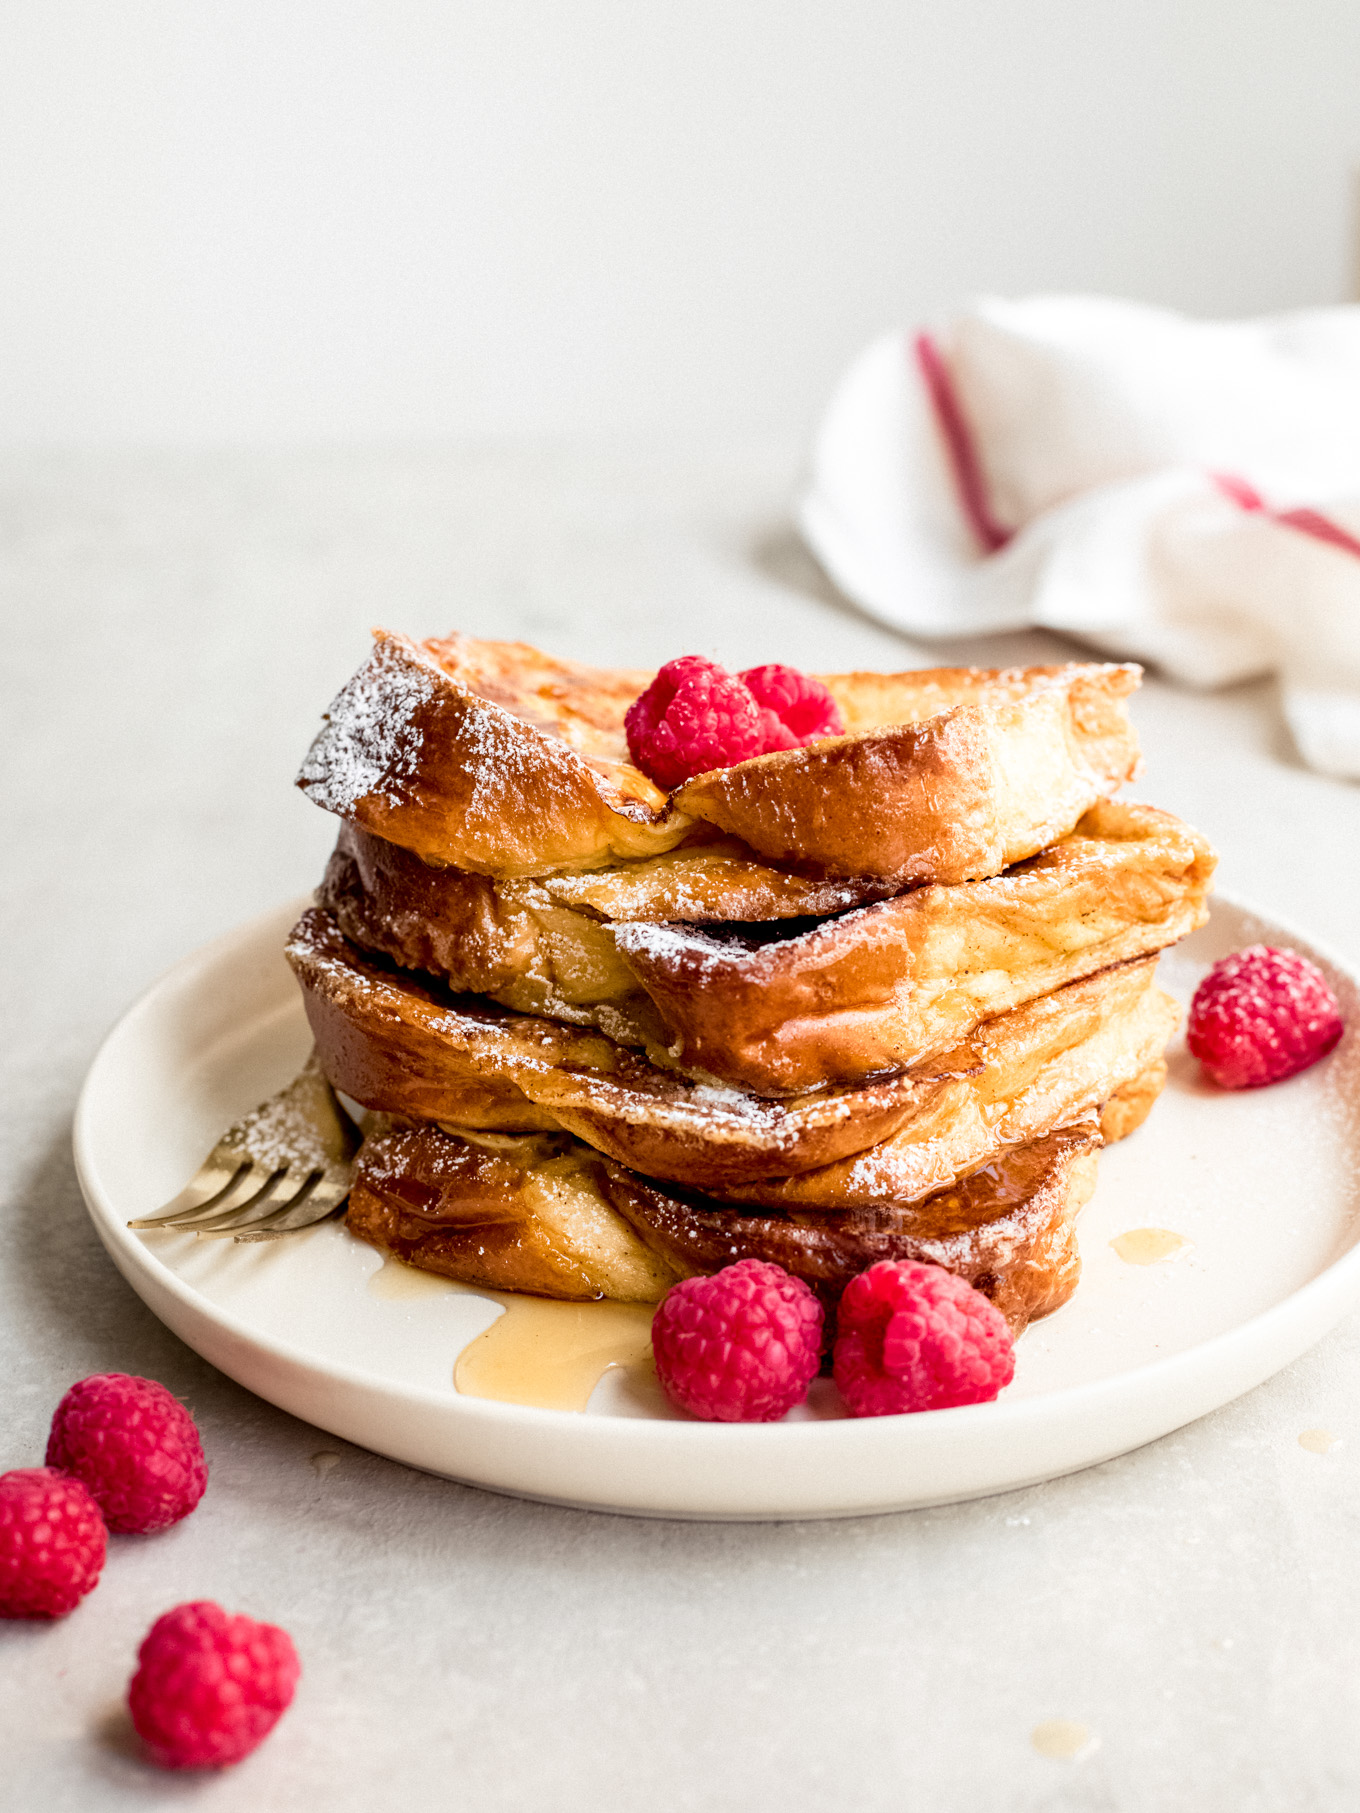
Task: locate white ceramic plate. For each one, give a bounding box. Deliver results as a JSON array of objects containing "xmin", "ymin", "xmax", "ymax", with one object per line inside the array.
[{"xmin": 73, "ymin": 896, "xmax": 1360, "ymax": 1520}]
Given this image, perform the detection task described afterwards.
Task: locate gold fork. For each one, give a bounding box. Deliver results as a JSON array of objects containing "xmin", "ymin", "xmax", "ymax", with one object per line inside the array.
[{"xmin": 129, "ymin": 1053, "xmax": 360, "ymax": 1243}]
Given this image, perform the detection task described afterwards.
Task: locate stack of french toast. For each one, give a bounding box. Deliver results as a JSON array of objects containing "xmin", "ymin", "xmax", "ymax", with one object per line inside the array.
[{"xmin": 286, "ymin": 631, "xmax": 1214, "ymax": 1338}]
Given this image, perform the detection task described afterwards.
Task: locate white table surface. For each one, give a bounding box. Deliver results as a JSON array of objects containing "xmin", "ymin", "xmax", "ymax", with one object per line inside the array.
[{"xmin": 4, "ymin": 444, "xmax": 1360, "ymax": 1812}]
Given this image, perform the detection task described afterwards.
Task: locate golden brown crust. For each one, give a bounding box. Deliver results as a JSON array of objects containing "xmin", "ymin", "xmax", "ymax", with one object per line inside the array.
[
  {"xmin": 613, "ymin": 800, "xmax": 1208, "ymax": 1091},
  {"xmin": 296, "ymin": 633, "xmax": 688, "ymax": 878},
  {"xmin": 296, "ymin": 631, "xmax": 1141, "ymax": 884},
  {"xmin": 317, "ymin": 801, "xmax": 1210, "ymax": 1096},
  {"xmin": 288, "ymin": 906, "xmax": 1176, "ymax": 1198},
  {"xmin": 317, "ymin": 823, "xmax": 641, "ymax": 1003},
  {"xmin": 1098, "ymin": 1058, "xmax": 1168, "ymax": 1142},
  {"xmin": 674, "ymin": 666, "xmax": 1141, "ymax": 885},
  {"xmin": 287, "ymin": 907, "xmax": 950, "ymax": 1185},
  {"xmin": 718, "ymin": 976, "xmax": 1179, "ymax": 1211},
  {"xmin": 601, "ymin": 1125, "xmax": 1101, "ymax": 1333}
]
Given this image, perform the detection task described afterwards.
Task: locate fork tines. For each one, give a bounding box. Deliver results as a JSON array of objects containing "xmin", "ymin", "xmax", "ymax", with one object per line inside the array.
[{"xmin": 129, "ymin": 1053, "xmax": 359, "ymax": 1243}]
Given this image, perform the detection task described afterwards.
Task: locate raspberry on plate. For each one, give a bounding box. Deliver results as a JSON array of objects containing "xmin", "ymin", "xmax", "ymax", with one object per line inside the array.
[
  {"xmin": 833, "ymin": 1261, "xmax": 1015, "ymax": 1417},
  {"xmin": 652, "ymin": 1259, "xmax": 824, "ymax": 1422},
  {"xmin": 625, "ymin": 656, "xmax": 845, "ymax": 789},
  {"xmin": 1187, "ymin": 945, "xmax": 1344, "ymax": 1090},
  {"xmin": 47, "ymin": 1373, "xmax": 208, "ymax": 1535},
  {"xmin": 0, "ymin": 1467, "xmax": 107, "ymax": 1618},
  {"xmin": 128, "ymin": 1600, "xmax": 300, "ymax": 1770}
]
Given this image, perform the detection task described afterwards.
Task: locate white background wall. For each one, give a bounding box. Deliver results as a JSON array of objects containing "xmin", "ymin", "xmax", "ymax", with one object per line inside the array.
[{"xmin": 2, "ymin": 0, "xmax": 1358, "ymax": 446}]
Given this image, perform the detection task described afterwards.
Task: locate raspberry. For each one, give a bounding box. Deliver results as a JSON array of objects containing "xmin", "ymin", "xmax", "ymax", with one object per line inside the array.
[
  {"xmin": 1187, "ymin": 945, "xmax": 1344, "ymax": 1090},
  {"xmin": 652, "ymin": 1259, "xmax": 824, "ymax": 1422},
  {"xmin": 0, "ymin": 1468, "xmax": 107, "ymax": 1618},
  {"xmin": 128, "ymin": 1601, "xmax": 300, "ymax": 1770},
  {"xmin": 625, "ymin": 656, "xmax": 845, "ymax": 789},
  {"xmin": 47, "ymin": 1374, "xmax": 208, "ymax": 1535},
  {"xmin": 625, "ymin": 657, "xmax": 770, "ymax": 789},
  {"xmin": 833, "ymin": 1261, "xmax": 1014, "ymax": 1417},
  {"xmin": 740, "ymin": 663, "xmax": 844, "ymax": 745}
]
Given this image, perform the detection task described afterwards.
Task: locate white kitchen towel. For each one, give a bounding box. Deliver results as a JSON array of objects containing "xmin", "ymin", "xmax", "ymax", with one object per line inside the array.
[{"xmin": 799, "ymin": 294, "xmax": 1360, "ymax": 779}]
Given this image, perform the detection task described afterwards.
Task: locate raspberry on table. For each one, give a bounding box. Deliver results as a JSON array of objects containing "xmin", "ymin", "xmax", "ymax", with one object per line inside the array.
[
  {"xmin": 46, "ymin": 1373, "xmax": 208, "ymax": 1535},
  {"xmin": 0, "ymin": 1468, "xmax": 107, "ymax": 1618},
  {"xmin": 652, "ymin": 1258, "xmax": 824, "ymax": 1422},
  {"xmin": 1186, "ymin": 945, "xmax": 1344, "ymax": 1090},
  {"xmin": 833, "ymin": 1261, "xmax": 1015, "ymax": 1417},
  {"xmin": 128, "ymin": 1600, "xmax": 300, "ymax": 1770},
  {"xmin": 625, "ymin": 656, "xmax": 845, "ymax": 789}
]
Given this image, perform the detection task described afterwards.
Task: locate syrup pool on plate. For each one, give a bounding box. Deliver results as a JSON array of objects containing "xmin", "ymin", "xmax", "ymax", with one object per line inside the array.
[
  {"xmin": 369, "ymin": 1254, "xmax": 658, "ymax": 1412},
  {"xmin": 1030, "ymin": 1720, "xmax": 1099, "ymax": 1761},
  {"xmin": 1298, "ymin": 1427, "xmax": 1342, "ymax": 1454},
  {"xmin": 1109, "ymin": 1227, "xmax": 1191, "ymax": 1265}
]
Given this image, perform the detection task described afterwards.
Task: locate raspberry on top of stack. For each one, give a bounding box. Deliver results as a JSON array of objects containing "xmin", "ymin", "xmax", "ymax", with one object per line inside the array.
[{"xmin": 289, "ymin": 631, "xmax": 1216, "ymax": 1349}]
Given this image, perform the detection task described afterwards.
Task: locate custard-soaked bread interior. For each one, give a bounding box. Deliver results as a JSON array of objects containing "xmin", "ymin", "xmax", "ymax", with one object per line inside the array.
[
  {"xmin": 349, "ymin": 1122, "xmax": 677, "ymax": 1303},
  {"xmin": 318, "ymin": 799, "xmax": 1212, "ymax": 1093},
  {"xmin": 296, "ymin": 630, "xmax": 1141, "ymax": 885},
  {"xmin": 347, "ymin": 1118, "xmax": 1105, "ymax": 1335},
  {"xmin": 289, "ymin": 905, "xmax": 1176, "ymax": 1197}
]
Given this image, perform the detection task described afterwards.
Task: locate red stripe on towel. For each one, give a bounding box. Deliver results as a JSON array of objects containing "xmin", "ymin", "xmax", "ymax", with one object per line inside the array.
[
  {"xmin": 1209, "ymin": 471, "xmax": 1267, "ymax": 513},
  {"xmin": 1211, "ymin": 471, "xmax": 1360, "ymax": 560},
  {"xmin": 913, "ymin": 332, "xmax": 1013, "ymax": 554},
  {"xmin": 1274, "ymin": 507, "xmax": 1360, "ymax": 559}
]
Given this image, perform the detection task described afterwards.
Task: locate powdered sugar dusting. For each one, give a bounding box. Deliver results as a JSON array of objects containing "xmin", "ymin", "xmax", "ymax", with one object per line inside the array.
[
  {"xmin": 297, "ymin": 636, "xmax": 437, "ymax": 815},
  {"xmin": 455, "ymin": 695, "xmax": 560, "ymax": 828},
  {"xmin": 223, "ymin": 1051, "xmax": 356, "ymax": 1172},
  {"xmin": 613, "ymin": 921, "xmax": 737, "ymax": 979},
  {"xmin": 232, "ymin": 1089, "xmax": 337, "ymax": 1171},
  {"xmin": 545, "ymin": 849, "xmax": 893, "ymax": 923}
]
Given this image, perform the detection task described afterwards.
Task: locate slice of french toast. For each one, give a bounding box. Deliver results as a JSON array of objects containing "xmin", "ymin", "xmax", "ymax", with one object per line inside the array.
[
  {"xmin": 318, "ymin": 799, "xmax": 1212, "ymax": 1094},
  {"xmin": 296, "ymin": 631, "xmax": 1141, "ymax": 885},
  {"xmin": 346, "ymin": 1118, "xmax": 1104, "ymax": 1335},
  {"xmin": 288, "ymin": 905, "xmax": 1177, "ymax": 1198}
]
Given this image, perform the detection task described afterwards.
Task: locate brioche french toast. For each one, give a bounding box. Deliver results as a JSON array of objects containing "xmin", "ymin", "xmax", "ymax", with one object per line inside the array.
[
  {"xmin": 296, "ymin": 632, "xmax": 1141, "ymax": 886},
  {"xmin": 346, "ymin": 1117, "xmax": 1102, "ymax": 1335},
  {"xmin": 318, "ymin": 799, "xmax": 1212, "ymax": 1094},
  {"xmin": 283, "ymin": 628, "xmax": 1207, "ymax": 1380},
  {"xmin": 288, "ymin": 905, "xmax": 1175, "ymax": 1199}
]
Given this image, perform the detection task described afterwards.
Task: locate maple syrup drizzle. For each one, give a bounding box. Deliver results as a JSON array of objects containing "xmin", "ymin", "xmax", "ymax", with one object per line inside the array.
[
  {"xmin": 1109, "ymin": 1227, "xmax": 1190, "ymax": 1265},
  {"xmin": 1030, "ymin": 1720, "xmax": 1099, "ymax": 1761},
  {"xmin": 456, "ymin": 1296, "xmax": 657, "ymax": 1413},
  {"xmin": 367, "ymin": 1255, "xmax": 462, "ymax": 1300},
  {"xmin": 1298, "ymin": 1427, "xmax": 1341, "ymax": 1454},
  {"xmin": 367, "ymin": 1254, "xmax": 657, "ymax": 1412}
]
